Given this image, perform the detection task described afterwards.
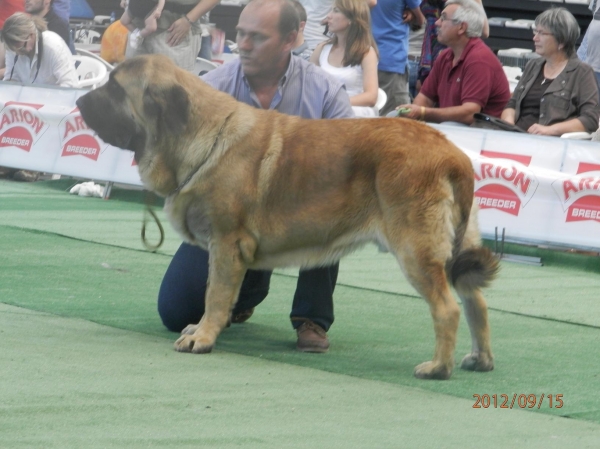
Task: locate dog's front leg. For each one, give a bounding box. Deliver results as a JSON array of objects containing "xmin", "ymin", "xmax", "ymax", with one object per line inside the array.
[{"xmin": 174, "ymin": 241, "xmax": 247, "ymax": 354}]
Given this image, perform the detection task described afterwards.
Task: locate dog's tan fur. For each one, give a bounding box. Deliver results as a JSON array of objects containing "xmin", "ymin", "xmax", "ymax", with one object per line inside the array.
[{"xmin": 77, "ymin": 55, "xmax": 499, "ymax": 380}]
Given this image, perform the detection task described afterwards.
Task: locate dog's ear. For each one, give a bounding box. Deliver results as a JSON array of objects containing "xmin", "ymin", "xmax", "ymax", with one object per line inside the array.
[{"xmin": 143, "ymin": 84, "xmax": 190, "ymax": 135}]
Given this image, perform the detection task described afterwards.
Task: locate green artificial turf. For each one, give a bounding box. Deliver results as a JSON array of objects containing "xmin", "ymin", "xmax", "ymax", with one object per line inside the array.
[{"xmin": 1, "ymin": 178, "xmax": 600, "ymax": 447}]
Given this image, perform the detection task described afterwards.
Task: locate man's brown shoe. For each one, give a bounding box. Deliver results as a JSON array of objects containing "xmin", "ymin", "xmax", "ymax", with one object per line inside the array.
[
  {"xmin": 296, "ymin": 320, "xmax": 329, "ymax": 353},
  {"xmin": 231, "ymin": 307, "xmax": 254, "ymax": 324}
]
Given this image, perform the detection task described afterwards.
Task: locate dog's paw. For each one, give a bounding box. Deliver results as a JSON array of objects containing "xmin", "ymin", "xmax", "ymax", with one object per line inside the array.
[
  {"xmin": 460, "ymin": 353, "xmax": 494, "ymax": 372},
  {"xmin": 180, "ymin": 324, "xmax": 200, "ymax": 335},
  {"xmin": 174, "ymin": 335, "xmax": 214, "ymax": 354},
  {"xmin": 414, "ymin": 361, "xmax": 453, "ymax": 380}
]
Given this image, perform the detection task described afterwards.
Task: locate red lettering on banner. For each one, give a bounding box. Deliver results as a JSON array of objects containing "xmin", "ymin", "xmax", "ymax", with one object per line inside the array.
[
  {"xmin": 559, "ymin": 162, "xmax": 600, "ymax": 223},
  {"xmin": 0, "ymin": 127, "xmax": 33, "ymax": 151},
  {"xmin": 63, "ymin": 116, "xmax": 90, "ymax": 139},
  {"xmin": 567, "ymin": 196, "xmax": 600, "ymax": 223},
  {"xmin": 563, "ymin": 180, "xmax": 578, "ymax": 201},
  {"xmin": 514, "ymin": 172, "xmax": 531, "ymax": 195},
  {"xmin": 475, "ymin": 184, "xmax": 521, "ymax": 216},
  {"xmin": 474, "ymin": 150, "xmax": 536, "ymax": 216},
  {"xmin": 3, "ymin": 107, "xmax": 45, "ymax": 134},
  {"xmin": 474, "ymin": 164, "xmax": 531, "ymax": 193},
  {"xmin": 9, "ymin": 110, "xmax": 19, "ymax": 125},
  {"xmin": 0, "ymin": 114, "xmax": 11, "ymax": 130},
  {"xmin": 63, "ymin": 121, "xmax": 77, "ymax": 139},
  {"xmin": 61, "ymin": 134, "xmax": 101, "ymax": 161},
  {"xmin": 0, "ymin": 109, "xmax": 46, "ymax": 134},
  {"xmin": 0, "ymin": 102, "xmax": 47, "ymax": 150}
]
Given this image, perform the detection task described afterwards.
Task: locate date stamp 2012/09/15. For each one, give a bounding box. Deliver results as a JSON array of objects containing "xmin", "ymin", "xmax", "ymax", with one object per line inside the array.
[{"xmin": 473, "ymin": 394, "xmax": 563, "ymax": 409}]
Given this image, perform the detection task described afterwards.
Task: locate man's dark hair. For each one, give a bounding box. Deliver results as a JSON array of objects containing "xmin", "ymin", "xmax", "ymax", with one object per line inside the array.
[
  {"xmin": 288, "ymin": 0, "xmax": 307, "ymax": 23},
  {"xmin": 279, "ymin": 0, "xmax": 300, "ymax": 37}
]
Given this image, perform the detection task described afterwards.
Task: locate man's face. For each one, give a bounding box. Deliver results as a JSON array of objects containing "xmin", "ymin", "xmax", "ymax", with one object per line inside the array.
[
  {"xmin": 435, "ymin": 4, "xmax": 462, "ymax": 46},
  {"xmin": 235, "ymin": 4, "xmax": 295, "ymax": 78},
  {"xmin": 10, "ymin": 31, "xmax": 36, "ymax": 55},
  {"xmin": 25, "ymin": 0, "xmax": 49, "ymax": 15}
]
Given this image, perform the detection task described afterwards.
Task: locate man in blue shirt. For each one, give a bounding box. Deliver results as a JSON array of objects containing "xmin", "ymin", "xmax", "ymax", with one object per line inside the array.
[
  {"xmin": 371, "ymin": 0, "xmax": 423, "ymax": 115},
  {"xmin": 51, "ymin": 0, "xmax": 69, "ymax": 23},
  {"xmin": 157, "ymin": 0, "xmax": 353, "ymax": 353},
  {"xmin": 25, "ymin": 0, "xmax": 72, "ymax": 49}
]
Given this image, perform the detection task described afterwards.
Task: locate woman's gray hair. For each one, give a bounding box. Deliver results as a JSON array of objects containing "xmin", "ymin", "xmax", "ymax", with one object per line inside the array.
[
  {"xmin": 535, "ymin": 7, "xmax": 580, "ymax": 57},
  {"xmin": 445, "ymin": 0, "xmax": 486, "ymax": 38},
  {"xmin": 0, "ymin": 12, "xmax": 47, "ymax": 51}
]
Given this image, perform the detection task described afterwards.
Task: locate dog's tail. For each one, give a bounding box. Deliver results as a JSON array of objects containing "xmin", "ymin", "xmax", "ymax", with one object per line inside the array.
[
  {"xmin": 447, "ymin": 201, "xmax": 499, "ymax": 293},
  {"xmin": 449, "ymin": 246, "xmax": 499, "ymax": 292}
]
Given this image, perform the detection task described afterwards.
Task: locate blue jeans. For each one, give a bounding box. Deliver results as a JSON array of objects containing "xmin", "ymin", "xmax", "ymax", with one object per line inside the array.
[{"xmin": 157, "ymin": 243, "xmax": 338, "ymax": 332}]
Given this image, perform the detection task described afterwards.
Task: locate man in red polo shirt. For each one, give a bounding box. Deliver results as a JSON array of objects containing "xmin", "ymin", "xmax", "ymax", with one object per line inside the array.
[{"xmin": 396, "ymin": 0, "xmax": 510, "ymax": 124}]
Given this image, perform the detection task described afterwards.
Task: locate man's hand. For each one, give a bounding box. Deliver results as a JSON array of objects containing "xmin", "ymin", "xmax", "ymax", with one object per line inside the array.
[
  {"xmin": 395, "ymin": 104, "xmax": 425, "ymax": 121},
  {"xmin": 403, "ymin": 8, "xmax": 424, "ymax": 31},
  {"xmin": 527, "ymin": 124, "xmax": 557, "ymax": 136},
  {"xmin": 167, "ymin": 17, "xmax": 191, "ymax": 47}
]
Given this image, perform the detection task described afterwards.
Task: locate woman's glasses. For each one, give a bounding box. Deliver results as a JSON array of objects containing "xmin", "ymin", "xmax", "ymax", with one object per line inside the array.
[
  {"xmin": 12, "ymin": 37, "xmax": 29, "ymax": 52},
  {"xmin": 12, "ymin": 32, "xmax": 35, "ymax": 52},
  {"xmin": 532, "ymin": 28, "xmax": 553, "ymax": 37}
]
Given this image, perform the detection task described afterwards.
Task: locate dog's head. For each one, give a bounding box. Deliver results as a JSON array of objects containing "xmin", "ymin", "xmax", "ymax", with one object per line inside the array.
[{"xmin": 76, "ymin": 55, "xmax": 191, "ymax": 162}]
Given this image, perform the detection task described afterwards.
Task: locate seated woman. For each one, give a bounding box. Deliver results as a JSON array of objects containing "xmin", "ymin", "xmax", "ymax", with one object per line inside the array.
[
  {"xmin": 1, "ymin": 12, "xmax": 78, "ymax": 182},
  {"xmin": 1, "ymin": 12, "xmax": 77, "ymax": 87},
  {"xmin": 501, "ymin": 8, "xmax": 599, "ymax": 136},
  {"xmin": 309, "ymin": 0, "xmax": 379, "ymax": 117}
]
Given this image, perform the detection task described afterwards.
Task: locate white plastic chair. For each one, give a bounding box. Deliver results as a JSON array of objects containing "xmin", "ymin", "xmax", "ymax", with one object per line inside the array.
[
  {"xmin": 195, "ymin": 57, "xmax": 219, "ymax": 76},
  {"xmin": 560, "ymin": 132, "xmax": 592, "ymax": 140},
  {"xmin": 73, "ymin": 28, "xmax": 102, "ymax": 45},
  {"xmin": 75, "ymin": 48, "xmax": 114, "ymax": 72},
  {"xmin": 375, "ymin": 88, "xmax": 387, "ymax": 112},
  {"xmin": 502, "ymin": 66, "xmax": 522, "ymax": 93},
  {"xmin": 73, "ymin": 55, "xmax": 108, "ymax": 89}
]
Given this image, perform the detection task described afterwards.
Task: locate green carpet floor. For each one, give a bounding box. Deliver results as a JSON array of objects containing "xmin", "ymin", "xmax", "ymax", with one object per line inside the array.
[{"xmin": 1, "ymin": 179, "xmax": 600, "ymax": 447}]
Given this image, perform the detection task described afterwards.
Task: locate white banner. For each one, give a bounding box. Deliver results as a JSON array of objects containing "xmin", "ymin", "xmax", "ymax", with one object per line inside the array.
[
  {"xmin": 1, "ymin": 83, "xmax": 599, "ymax": 251},
  {"xmin": 0, "ymin": 83, "xmax": 141, "ymax": 185}
]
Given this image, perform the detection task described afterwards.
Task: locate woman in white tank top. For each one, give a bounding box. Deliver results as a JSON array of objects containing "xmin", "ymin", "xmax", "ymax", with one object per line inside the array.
[{"xmin": 310, "ymin": 0, "xmax": 379, "ymax": 117}]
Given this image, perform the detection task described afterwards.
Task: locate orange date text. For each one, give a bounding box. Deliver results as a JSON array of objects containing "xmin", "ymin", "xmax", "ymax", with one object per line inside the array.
[{"xmin": 472, "ymin": 394, "xmax": 563, "ymax": 409}]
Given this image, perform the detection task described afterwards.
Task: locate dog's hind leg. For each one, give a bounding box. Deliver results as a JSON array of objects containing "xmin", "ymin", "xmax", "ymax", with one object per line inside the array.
[
  {"xmin": 406, "ymin": 258, "xmax": 460, "ymax": 380},
  {"xmin": 456, "ymin": 285, "xmax": 493, "ymax": 372},
  {"xmin": 390, "ymin": 236, "xmax": 460, "ymax": 380},
  {"xmin": 174, "ymin": 238, "xmax": 248, "ymax": 354},
  {"xmin": 448, "ymin": 204, "xmax": 498, "ymax": 372},
  {"xmin": 451, "ymin": 247, "xmax": 498, "ymax": 372}
]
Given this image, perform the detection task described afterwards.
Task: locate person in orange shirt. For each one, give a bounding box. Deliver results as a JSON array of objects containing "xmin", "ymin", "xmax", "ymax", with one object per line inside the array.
[
  {"xmin": 1, "ymin": 0, "xmax": 26, "ymax": 78},
  {"xmin": 0, "ymin": 0, "xmax": 24, "ymax": 27}
]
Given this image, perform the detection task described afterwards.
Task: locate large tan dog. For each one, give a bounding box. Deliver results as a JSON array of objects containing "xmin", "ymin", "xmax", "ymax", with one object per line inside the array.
[{"xmin": 77, "ymin": 55, "xmax": 499, "ymax": 380}]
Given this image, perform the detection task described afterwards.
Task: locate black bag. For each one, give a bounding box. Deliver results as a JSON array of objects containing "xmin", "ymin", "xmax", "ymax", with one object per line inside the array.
[{"xmin": 471, "ymin": 113, "xmax": 526, "ymax": 133}]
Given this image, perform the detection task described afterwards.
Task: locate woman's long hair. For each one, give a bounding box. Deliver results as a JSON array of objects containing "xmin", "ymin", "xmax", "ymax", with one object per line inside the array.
[
  {"xmin": 329, "ymin": 0, "xmax": 378, "ymax": 67},
  {"xmin": 1, "ymin": 13, "xmax": 47, "ymax": 51}
]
